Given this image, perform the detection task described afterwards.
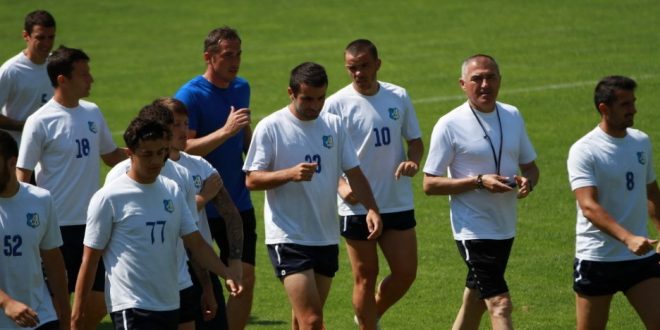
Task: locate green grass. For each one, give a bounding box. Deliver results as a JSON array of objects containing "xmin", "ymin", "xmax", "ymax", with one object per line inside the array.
[{"xmin": 2, "ymin": 1, "xmax": 660, "ymax": 329}]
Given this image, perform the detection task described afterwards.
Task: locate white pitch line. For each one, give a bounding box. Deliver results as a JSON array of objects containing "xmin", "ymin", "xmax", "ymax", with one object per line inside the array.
[{"xmin": 414, "ymin": 74, "xmax": 657, "ymax": 105}]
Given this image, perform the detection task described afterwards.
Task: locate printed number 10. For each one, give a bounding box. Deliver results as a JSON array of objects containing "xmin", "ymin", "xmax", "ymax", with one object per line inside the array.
[{"xmin": 373, "ymin": 127, "xmax": 390, "ymax": 147}]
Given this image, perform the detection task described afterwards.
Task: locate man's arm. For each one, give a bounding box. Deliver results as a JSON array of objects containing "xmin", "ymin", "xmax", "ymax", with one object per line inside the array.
[
  {"xmin": 187, "ymin": 258, "xmax": 217, "ymax": 321},
  {"xmin": 0, "ymin": 115, "xmax": 24, "ymax": 131},
  {"xmin": 646, "ymin": 181, "xmax": 660, "ymax": 253},
  {"xmin": 423, "ymin": 171, "xmax": 516, "ymax": 195},
  {"xmin": 242, "ymin": 125, "xmax": 253, "ymax": 154},
  {"xmin": 183, "ymin": 231, "xmax": 242, "ymax": 297},
  {"xmin": 245, "ymin": 162, "xmax": 318, "ymax": 191},
  {"xmin": 395, "ymin": 138, "xmax": 424, "ymax": 179},
  {"xmin": 71, "ymin": 246, "xmax": 103, "ymax": 330},
  {"xmin": 514, "ymin": 161, "xmax": 539, "ymax": 199},
  {"xmin": 0, "ymin": 289, "xmax": 39, "ymax": 328},
  {"xmin": 41, "ymin": 248, "xmax": 71, "ymax": 330},
  {"xmin": 211, "ymin": 185, "xmax": 243, "ymax": 260},
  {"xmin": 185, "ymin": 107, "xmax": 251, "ymax": 156},
  {"xmin": 575, "ymin": 186, "xmax": 656, "ymax": 255},
  {"xmin": 101, "ymin": 147, "xmax": 128, "ymax": 167},
  {"xmin": 344, "ymin": 166, "xmax": 382, "ymax": 240},
  {"xmin": 16, "ymin": 167, "xmax": 32, "ymax": 183},
  {"xmin": 196, "ymin": 173, "xmax": 222, "ymax": 211}
]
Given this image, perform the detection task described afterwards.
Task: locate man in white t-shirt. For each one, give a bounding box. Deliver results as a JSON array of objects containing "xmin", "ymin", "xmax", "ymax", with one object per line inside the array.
[
  {"xmin": 567, "ymin": 76, "xmax": 660, "ymax": 330},
  {"xmin": 243, "ymin": 62, "xmax": 382, "ymax": 330},
  {"xmin": 141, "ymin": 98, "xmax": 244, "ymax": 330},
  {"xmin": 323, "ymin": 39, "xmax": 423, "ymax": 329},
  {"xmin": 423, "ymin": 54, "xmax": 539, "ymax": 330},
  {"xmin": 0, "ymin": 130, "xmax": 69, "ymax": 330},
  {"xmin": 71, "ymin": 117, "xmax": 238, "ymax": 330},
  {"xmin": 16, "ymin": 46, "xmax": 127, "ymax": 329},
  {"xmin": 0, "ymin": 10, "xmax": 55, "ymax": 146}
]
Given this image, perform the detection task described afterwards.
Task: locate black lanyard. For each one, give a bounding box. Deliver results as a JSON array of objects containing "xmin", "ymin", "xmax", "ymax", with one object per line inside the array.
[{"xmin": 470, "ymin": 104, "xmax": 503, "ymax": 175}]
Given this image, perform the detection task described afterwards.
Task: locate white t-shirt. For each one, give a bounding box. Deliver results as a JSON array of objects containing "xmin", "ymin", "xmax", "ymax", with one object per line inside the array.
[
  {"xmin": 243, "ymin": 107, "xmax": 359, "ymax": 245},
  {"xmin": 0, "ymin": 183, "xmax": 61, "ymax": 329},
  {"xmin": 17, "ymin": 99, "xmax": 117, "ymax": 226},
  {"xmin": 423, "ymin": 101, "xmax": 537, "ymax": 240},
  {"xmin": 85, "ymin": 174, "xmax": 198, "ymax": 312},
  {"xmin": 175, "ymin": 152, "xmax": 216, "ymax": 244},
  {"xmin": 568, "ymin": 126, "xmax": 656, "ymax": 261},
  {"xmin": 106, "ymin": 159, "xmax": 199, "ymax": 290},
  {"xmin": 0, "ymin": 52, "xmax": 53, "ymax": 145},
  {"xmin": 324, "ymin": 82, "xmax": 421, "ymax": 215}
]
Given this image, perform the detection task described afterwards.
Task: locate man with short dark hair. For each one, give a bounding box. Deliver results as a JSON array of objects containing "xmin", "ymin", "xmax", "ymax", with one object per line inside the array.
[
  {"xmin": 567, "ymin": 75, "xmax": 660, "ymax": 330},
  {"xmin": 0, "ymin": 10, "xmax": 56, "ymax": 146},
  {"xmin": 423, "ymin": 54, "xmax": 539, "ymax": 330},
  {"xmin": 16, "ymin": 45, "xmax": 127, "ymax": 330},
  {"xmin": 323, "ymin": 39, "xmax": 423, "ymax": 330},
  {"xmin": 0, "ymin": 130, "xmax": 70, "ymax": 330},
  {"xmin": 244, "ymin": 62, "xmax": 382, "ymax": 330},
  {"xmin": 175, "ymin": 26, "xmax": 255, "ymax": 329},
  {"xmin": 72, "ymin": 117, "xmax": 235, "ymax": 330}
]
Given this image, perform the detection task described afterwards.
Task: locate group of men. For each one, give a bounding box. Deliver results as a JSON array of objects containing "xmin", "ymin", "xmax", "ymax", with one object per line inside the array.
[{"xmin": 1, "ymin": 9, "xmax": 659, "ymax": 330}]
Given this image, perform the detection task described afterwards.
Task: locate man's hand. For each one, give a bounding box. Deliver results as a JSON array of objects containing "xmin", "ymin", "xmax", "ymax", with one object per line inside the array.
[
  {"xmin": 481, "ymin": 174, "xmax": 516, "ymax": 193},
  {"xmin": 289, "ymin": 163, "xmax": 318, "ymax": 182},
  {"xmin": 514, "ymin": 174, "xmax": 533, "ymax": 199},
  {"xmin": 200, "ymin": 284, "xmax": 218, "ymax": 321},
  {"xmin": 365, "ymin": 209, "xmax": 382, "ymax": 240},
  {"xmin": 221, "ymin": 106, "xmax": 251, "ymax": 138},
  {"xmin": 3, "ymin": 298, "xmax": 39, "ymax": 328},
  {"xmin": 394, "ymin": 160, "xmax": 419, "ymax": 180},
  {"xmin": 623, "ymin": 235, "xmax": 657, "ymax": 256},
  {"xmin": 225, "ymin": 259, "xmax": 244, "ymax": 297}
]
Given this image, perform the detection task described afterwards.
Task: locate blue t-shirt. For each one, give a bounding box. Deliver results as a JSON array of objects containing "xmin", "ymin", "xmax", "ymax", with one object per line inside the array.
[{"xmin": 175, "ymin": 75, "xmax": 252, "ymax": 215}]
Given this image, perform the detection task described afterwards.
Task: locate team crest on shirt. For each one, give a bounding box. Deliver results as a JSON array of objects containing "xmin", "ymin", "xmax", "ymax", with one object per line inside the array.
[
  {"xmin": 88, "ymin": 121, "xmax": 97, "ymax": 134},
  {"xmin": 163, "ymin": 200, "xmax": 174, "ymax": 213},
  {"xmin": 322, "ymin": 135, "xmax": 334, "ymax": 149},
  {"xmin": 192, "ymin": 175, "xmax": 202, "ymax": 189},
  {"xmin": 388, "ymin": 107, "xmax": 400, "ymax": 120},
  {"xmin": 637, "ymin": 151, "xmax": 646, "ymax": 165},
  {"xmin": 26, "ymin": 213, "xmax": 40, "ymax": 228}
]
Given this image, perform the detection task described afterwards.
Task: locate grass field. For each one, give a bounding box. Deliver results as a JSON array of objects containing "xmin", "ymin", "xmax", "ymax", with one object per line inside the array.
[{"xmin": 2, "ymin": 1, "xmax": 660, "ymax": 329}]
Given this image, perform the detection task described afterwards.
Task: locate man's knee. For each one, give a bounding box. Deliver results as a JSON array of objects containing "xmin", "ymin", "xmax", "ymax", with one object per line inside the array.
[{"xmin": 486, "ymin": 294, "xmax": 513, "ymax": 318}]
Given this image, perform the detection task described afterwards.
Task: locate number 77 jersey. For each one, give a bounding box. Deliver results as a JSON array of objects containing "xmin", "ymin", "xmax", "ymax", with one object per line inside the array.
[{"xmin": 84, "ymin": 174, "xmax": 198, "ymax": 312}]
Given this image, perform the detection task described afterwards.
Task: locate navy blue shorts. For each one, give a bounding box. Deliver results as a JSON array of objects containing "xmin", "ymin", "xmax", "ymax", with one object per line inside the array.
[
  {"xmin": 60, "ymin": 225, "xmax": 105, "ymax": 292},
  {"xmin": 340, "ymin": 209, "xmax": 416, "ymax": 241},
  {"xmin": 267, "ymin": 243, "xmax": 339, "ymax": 278},
  {"xmin": 456, "ymin": 238, "xmax": 514, "ymax": 299},
  {"xmin": 178, "ymin": 286, "xmax": 198, "ymax": 323},
  {"xmin": 111, "ymin": 308, "xmax": 179, "ymax": 330},
  {"xmin": 573, "ymin": 253, "xmax": 660, "ymax": 296}
]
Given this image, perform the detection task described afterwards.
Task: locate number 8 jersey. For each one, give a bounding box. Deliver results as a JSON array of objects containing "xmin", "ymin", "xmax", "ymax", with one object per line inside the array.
[{"xmin": 568, "ymin": 126, "xmax": 656, "ymax": 261}]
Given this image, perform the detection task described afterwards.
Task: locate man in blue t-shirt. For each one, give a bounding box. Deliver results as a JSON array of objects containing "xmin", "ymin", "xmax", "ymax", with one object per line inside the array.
[{"xmin": 175, "ymin": 26, "xmax": 254, "ymax": 330}]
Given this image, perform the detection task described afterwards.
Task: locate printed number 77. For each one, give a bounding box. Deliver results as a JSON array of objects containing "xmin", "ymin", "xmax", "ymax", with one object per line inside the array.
[{"xmin": 146, "ymin": 221, "xmax": 166, "ymax": 244}]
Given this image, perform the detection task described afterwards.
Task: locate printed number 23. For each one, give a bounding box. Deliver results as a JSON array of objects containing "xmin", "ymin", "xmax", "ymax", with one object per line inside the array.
[
  {"xmin": 3, "ymin": 235, "xmax": 22, "ymax": 256},
  {"xmin": 305, "ymin": 154, "xmax": 322, "ymax": 173}
]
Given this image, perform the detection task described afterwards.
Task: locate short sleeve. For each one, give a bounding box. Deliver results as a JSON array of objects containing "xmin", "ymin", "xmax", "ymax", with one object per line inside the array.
[
  {"xmin": 401, "ymin": 89, "xmax": 422, "ymax": 141},
  {"xmin": 567, "ymin": 141, "xmax": 596, "ymax": 191},
  {"xmin": 423, "ymin": 118, "xmax": 454, "ymax": 177},
  {"xmin": 243, "ymin": 120, "xmax": 273, "ymax": 172},
  {"xmin": 16, "ymin": 115, "xmax": 44, "ymax": 171},
  {"xmin": 39, "ymin": 192, "xmax": 63, "ymax": 250},
  {"xmin": 84, "ymin": 190, "xmax": 114, "ymax": 250}
]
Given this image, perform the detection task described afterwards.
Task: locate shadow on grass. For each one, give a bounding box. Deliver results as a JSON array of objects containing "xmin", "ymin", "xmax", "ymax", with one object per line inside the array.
[{"xmin": 247, "ymin": 315, "xmax": 287, "ymax": 327}]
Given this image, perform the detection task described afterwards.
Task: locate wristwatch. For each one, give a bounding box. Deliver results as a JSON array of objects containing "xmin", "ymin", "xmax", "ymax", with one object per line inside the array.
[{"xmin": 476, "ymin": 174, "xmax": 484, "ymax": 189}]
